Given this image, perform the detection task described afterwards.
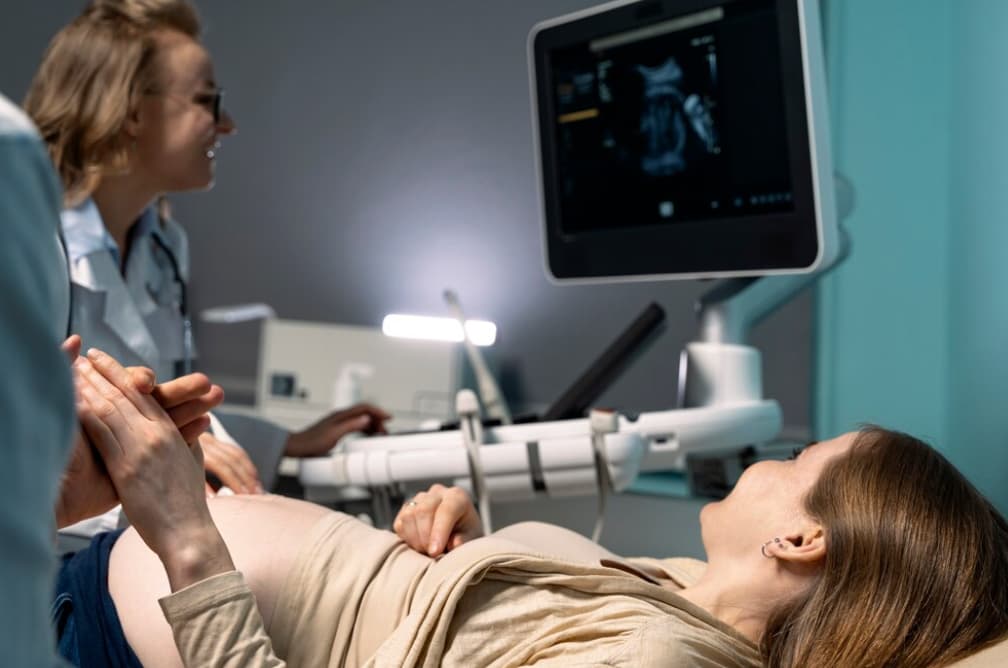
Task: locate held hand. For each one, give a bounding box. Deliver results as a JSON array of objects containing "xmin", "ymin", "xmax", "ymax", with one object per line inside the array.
[
  {"xmin": 284, "ymin": 402, "xmax": 392, "ymax": 457},
  {"xmin": 149, "ymin": 373, "xmax": 224, "ymax": 444},
  {"xmin": 56, "ymin": 337, "xmax": 224, "ymax": 525},
  {"xmin": 56, "ymin": 428, "xmax": 121, "ymax": 529},
  {"xmin": 64, "ymin": 334, "xmax": 225, "ymax": 443},
  {"xmin": 56, "ymin": 336, "xmax": 119, "ymax": 528},
  {"xmin": 75, "ymin": 348, "xmax": 234, "ymax": 591},
  {"xmin": 393, "ymin": 484, "xmax": 484, "ymax": 557},
  {"xmin": 200, "ymin": 432, "xmax": 263, "ymax": 494}
]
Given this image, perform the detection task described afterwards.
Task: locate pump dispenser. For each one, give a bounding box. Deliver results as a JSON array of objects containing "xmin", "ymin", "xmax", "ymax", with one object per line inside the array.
[{"xmin": 332, "ymin": 363, "xmax": 374, "ymax": 409}]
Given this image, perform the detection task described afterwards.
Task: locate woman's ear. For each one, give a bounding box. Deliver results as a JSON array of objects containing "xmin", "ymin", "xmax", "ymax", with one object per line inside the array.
[
  {"xmin": 123, "ymin": 101, "xmax": 144, "ymax": 139},
  {"xmin": 766, "ymin": 526, "xmax": 827, "ymax": 565}
]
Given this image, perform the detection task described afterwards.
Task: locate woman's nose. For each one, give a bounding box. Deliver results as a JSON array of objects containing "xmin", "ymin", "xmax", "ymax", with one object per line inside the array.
[{"xmin": 216, "ymin": 108, "xmax": 236, "ymax": 135}]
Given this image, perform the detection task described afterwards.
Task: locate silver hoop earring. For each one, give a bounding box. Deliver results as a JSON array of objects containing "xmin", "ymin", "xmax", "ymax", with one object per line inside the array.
[{"xmin": 761, "ymin": 536, "xmax": 782, "ymax": 558}]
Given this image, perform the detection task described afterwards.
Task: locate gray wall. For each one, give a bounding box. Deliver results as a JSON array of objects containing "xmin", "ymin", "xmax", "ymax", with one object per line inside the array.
[
  {"xmin": 0, "ymin": 1, "xmax": 812, "ymax": 429},
  {"xmin": 0, "ymin": 0, "xmax": 815, "ymax": 557}
]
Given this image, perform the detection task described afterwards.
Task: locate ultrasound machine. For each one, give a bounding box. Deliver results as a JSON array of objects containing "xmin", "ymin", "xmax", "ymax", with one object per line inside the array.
[{"xmin": 297, "ymin": 0, "xmax": 849, "ymax": 539}]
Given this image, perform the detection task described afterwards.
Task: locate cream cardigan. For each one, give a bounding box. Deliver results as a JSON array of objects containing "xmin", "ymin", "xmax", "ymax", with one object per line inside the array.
[{"xmin": 160, "ymin": 515, "xmax": 760, "ymax": 667}]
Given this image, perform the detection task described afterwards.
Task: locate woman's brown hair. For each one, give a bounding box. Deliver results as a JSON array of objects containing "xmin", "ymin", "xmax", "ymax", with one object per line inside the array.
[
  {"xmin": 23, "ymin": 0, "xmax": 201, "ymax": 206},
  {"xmin": 762, "ymin": 427, "xmax": 1008, "ymax": 667}
]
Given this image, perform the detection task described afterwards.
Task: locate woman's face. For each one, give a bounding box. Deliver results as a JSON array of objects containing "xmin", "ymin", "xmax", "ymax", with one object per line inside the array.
[
  {"xmin": 132, "ymin": 31, "xmax": 235, "ymax": 193},
  {"xmin": 699, "ymin": 431, "xmax": 857, "ymax": 562}
]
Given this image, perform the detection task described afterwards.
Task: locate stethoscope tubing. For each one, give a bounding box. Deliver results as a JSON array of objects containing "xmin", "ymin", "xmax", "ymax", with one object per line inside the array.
[
  {"xmin": 149, "ymin": 233, "xmax": 193, "ymax": 375},
  {"xmin": 58, "ymin": 224, "xmax": 192, "ymax": 375}
]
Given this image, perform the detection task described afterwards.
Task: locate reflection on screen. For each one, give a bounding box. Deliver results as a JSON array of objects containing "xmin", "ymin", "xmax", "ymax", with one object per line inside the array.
[{"xmin": 550, "ymin": 0, "xmax": 794, "ymax": 235}]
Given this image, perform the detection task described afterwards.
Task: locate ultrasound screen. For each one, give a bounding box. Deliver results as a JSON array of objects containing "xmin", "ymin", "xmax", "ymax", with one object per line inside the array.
[{"xmin": 548, "ymin": 0, "xmax": 794, "ymax": 235}]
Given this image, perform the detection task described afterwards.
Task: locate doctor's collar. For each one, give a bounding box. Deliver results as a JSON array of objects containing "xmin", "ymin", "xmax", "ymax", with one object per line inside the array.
[{"xmin": 61, "ymin": 198, "xmax": 162, "ymax": 266}]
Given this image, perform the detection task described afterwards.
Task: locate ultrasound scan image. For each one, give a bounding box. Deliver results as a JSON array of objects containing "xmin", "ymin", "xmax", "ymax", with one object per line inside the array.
[
  {"xmin": 599, "ymin": 36, "xmax": 722, "ymax": 181},
  {"xmin": 634, "ymin": 56, "xmax": 719, "ymax": 176}
]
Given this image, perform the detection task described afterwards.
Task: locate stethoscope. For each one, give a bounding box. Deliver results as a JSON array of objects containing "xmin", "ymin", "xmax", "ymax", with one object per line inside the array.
[
  {"xmin": 58, "ymin": 223, "xmax": 193, "ymax": 376},
  {"xmin": 149, "ymin": 232, "xmax": 193, "ymax": 376}
]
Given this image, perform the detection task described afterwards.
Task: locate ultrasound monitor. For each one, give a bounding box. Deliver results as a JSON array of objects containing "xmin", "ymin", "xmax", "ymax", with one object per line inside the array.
[{"xmin": 529, "ymin": 0, "xmax": 838, "ymax": 281}]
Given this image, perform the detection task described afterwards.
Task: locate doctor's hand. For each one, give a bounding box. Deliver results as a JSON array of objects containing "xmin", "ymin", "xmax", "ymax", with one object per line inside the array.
[
  {"xmin": 199, "ymin": 432, "xmax": 263, "ymax": 495},
  {"xmin": 63, "ymin": 335, "xmax": 225, "ymax": 443},
  {"xmin": 149, "ymin": 372, "xmax": 224, "ymax": 444},
  {"xmin": 284, "ymin": 402, "xmax": 392, "ymax": 457},
  {"xmin": 393, "ymin": 484, "xmax": 484, "ymax": 557},
  {"xmin": 75, "ymin": 348, "xmax": 235, "ymax": 592}
]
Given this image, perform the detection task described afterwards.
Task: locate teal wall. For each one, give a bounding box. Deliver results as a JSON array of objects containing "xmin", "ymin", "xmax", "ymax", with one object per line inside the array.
[
  {"xmin": 816, "ymin": 0, "xmax": 1008, "ymax": 511},
  {"xmin": 947, "ymin": 2, "xmax": 1008, "ymax": 511}
]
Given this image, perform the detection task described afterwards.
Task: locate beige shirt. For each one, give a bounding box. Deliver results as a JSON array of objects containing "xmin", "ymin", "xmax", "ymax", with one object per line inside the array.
[{"xmin": 160, "ymin": 518, "xmax": 760, "ymax": 667}]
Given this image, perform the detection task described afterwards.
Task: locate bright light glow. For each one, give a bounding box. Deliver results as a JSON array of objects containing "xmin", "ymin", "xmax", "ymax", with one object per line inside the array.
[
  {"xmin": 200, "ymin": 303, "xmax": 276, "ymax": 323},
  {"xmin": 382, "ymin": 314, "xmax": 497, "ymax": 346}
]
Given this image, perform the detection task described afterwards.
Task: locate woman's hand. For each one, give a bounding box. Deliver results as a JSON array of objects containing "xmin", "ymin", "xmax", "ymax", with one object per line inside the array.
[
  {"xmin": 62, "ymin": 334, "xmax": 225, "ymax": 443},
  {"xmin": 199, "ymin": 431, "xmax": 263, "ymax": 494},
  {"xmin": 284, "ymin": 403, "xmax": 391, "ymax": 457},
  {"xmin": 134, "ymin": 358, "xmax": 260, "ymax": 494},
  {"xmin": 56, "ymin": 426, "xmax": 121, "ymax": 529},
  {"xmin": 150, "ymin": 372, "xmax": 224, "ymax": 444},
  {"xmin": 393, "ymin": 484, "xmax": 483, "ymax": 557},
  {"xmin": 75, "ymin": 348, "xmax": 235, "ymax": 591},
  {"xmin": 55, "ymin": 336, "xmax": 227, "ymax": 526},
  {"xmin": 55, "ymin": 336, "xmax": 119, "ymax": 527}
]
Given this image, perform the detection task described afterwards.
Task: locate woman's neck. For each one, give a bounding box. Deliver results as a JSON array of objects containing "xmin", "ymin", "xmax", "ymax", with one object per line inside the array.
[
  {"xmin": 675, "ymin": 561, "xmax": 788, "ymax": 644},
  {"xmin": 92, "ymin": 175, "xmax": 159, "ymax": 263}
]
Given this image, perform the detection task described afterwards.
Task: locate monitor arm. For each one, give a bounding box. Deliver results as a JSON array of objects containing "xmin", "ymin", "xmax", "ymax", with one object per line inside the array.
[{"xmin": 680, "ymin": 174, "xmax": 853, "ymax": 408}]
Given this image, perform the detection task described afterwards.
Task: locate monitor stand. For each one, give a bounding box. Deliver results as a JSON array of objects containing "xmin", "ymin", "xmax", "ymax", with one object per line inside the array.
[{"xmin": 679, "ymin": 174, "xmax": 854, "ymax": 410}]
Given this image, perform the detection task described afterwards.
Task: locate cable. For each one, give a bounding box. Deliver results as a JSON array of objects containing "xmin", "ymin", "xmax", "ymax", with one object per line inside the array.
[
  {"xmin": 589, "ymin": 409, "xmax": 619, "ymax": 543},
  {"xmin": 456, "ymin": 389, "xmax": 493, "ymax": 535},
  {"xmin": 444, "ymin": 289, "xmax": 512, "ymax": 424},
  {"xmin": 150, "ymin": 233, "xmax": 192, "ymax": 375}
]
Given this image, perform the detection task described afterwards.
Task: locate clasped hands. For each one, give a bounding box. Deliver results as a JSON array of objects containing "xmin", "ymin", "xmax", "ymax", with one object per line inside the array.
[
  {"xmin": 60, "ymin": 335, "xmax": 236, "ymax": 590},
  {"xmin": 56, "ymin": 335, "xmax": 224, "ymax": 530}
]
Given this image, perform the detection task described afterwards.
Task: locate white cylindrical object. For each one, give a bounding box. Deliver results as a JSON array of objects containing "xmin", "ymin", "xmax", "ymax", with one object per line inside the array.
[
  {"xmin": 682, "ymin": 342, "xmax": 763, "ymax": 407},
  {"xmin": 299, "ymin": 453, "xmax": 349, "ymax": 487},
  {"xmin": 363, "ymin": 451, "xmax": 393, "ymax": 486},
  {"xmin": 332, "ymin": 363, "xmax": 374, "ymax": 409},
  {"xmin": 541, "ymin": 468, "xmax": 600, "ymax": 497},
  {"xmin": 454, "ymin": 474, "xmax": 538, "ymax": 500},
  {"xmin": 345, "ymin": 452, "xmax": 370, "ymax": 485},
  {"xmin": 537, "ymin": 436, "xmax": 594, "ymax": 468},
  {"xmin": 388, "ymin": 449, "xmax": 470, "ymax": 481}
]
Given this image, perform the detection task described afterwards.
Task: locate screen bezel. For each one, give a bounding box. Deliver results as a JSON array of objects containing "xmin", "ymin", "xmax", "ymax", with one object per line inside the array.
[{"xmin": 529, "ymin": 0, "xmax": 836, "ymax": 282}]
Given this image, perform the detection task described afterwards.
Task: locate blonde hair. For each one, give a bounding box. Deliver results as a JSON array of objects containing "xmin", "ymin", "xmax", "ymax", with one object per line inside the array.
[
  {"xmin": 762, "ymin": 427, "xmax": 1008, "ymax": 667},
  {"xmin": 23, "ymin": 0, "xmax": 201, "ymax": 206}
]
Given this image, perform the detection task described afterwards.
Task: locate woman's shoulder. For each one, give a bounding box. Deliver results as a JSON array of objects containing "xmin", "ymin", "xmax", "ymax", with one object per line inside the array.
[
  {"xmin": 0, "ymin": 95, "xmax": 37, "ymax": 137},
  {"xmin": 629, "ymin": 615, "xmax": 762, "ymax": 667},
  {"xmin": 543, "ymin": 615, "xmax": 760, "ymax": 668}
]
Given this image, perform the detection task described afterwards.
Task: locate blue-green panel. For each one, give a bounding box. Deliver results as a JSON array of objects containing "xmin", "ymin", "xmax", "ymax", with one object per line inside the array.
[
  {"xmin": 815, "ymin": 0, "xmax": 951, "ymax": 447},
  {"xmin": 946, "ymin": 1, "xmax": 1008, "ymax": 512}
]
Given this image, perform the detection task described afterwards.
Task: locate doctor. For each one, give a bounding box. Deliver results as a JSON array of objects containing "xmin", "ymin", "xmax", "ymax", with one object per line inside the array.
[{"xmin": 24, "ymin": 0, "xmax": 390, "ymax": 502}]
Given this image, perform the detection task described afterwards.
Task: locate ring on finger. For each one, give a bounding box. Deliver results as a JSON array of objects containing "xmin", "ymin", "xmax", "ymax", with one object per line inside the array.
[{"xmin": 407, "ymin": 500, "xmax": 418, "ymax": 507}]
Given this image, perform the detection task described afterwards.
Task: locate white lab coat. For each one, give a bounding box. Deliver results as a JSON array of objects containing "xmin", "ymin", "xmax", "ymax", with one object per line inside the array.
[
  {"xmin": 62, "ymin": 199, "xmax": 189, "ymax": 382},
  {"xmin": 59, "ymin": 200, "xmax": 288, "ymax": 541}
]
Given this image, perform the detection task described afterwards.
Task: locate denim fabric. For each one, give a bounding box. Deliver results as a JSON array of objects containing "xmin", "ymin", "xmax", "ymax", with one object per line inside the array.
[{"xmin": 51, "ymin": 530, "xmax": 143, "ymax": 668}]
